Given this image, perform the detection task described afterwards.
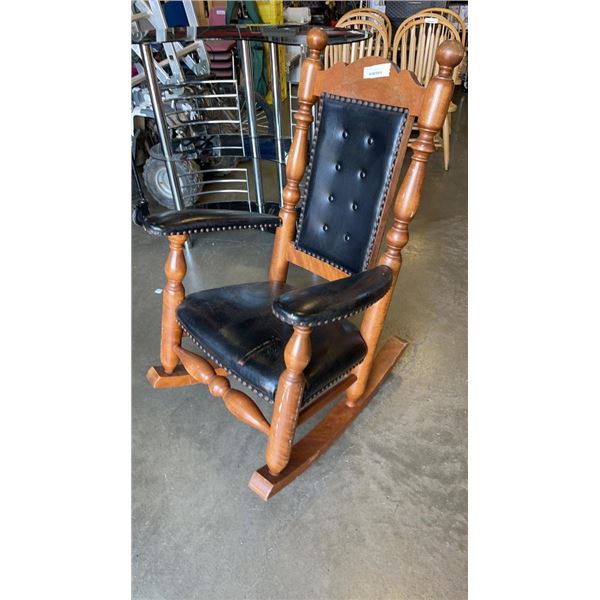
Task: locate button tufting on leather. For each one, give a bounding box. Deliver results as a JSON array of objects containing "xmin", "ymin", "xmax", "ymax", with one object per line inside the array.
[
  {"xmin": 295, "ymin": 94, "xmax": 408, "ymax": 274},
  {"xmin": 323, "ymin": 224, "xmax": 329, "ymax": 232},
  {"xmin": 342, "ymin": 130, "xmax": 349, "ymax": 139}
]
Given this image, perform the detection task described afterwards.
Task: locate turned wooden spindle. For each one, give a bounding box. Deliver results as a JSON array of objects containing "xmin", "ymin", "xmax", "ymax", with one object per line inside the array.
[
  {"xmin": 269, "ymin": 28, "xmax": 327, "ymax": 283},
  {"xmin": 160, "ymin": 234, "xmax": 188, "ymax": 373},
  {"xmin": 345, "ymin": 40, "xmax": 464, "ymax": 406},
  {"xmin": 173, "ymin": 346, "xmax": 271, "ymax": 436},
  {"xmin": 265, "ymin": 326, "xmax": 312, "ymax": 475}
]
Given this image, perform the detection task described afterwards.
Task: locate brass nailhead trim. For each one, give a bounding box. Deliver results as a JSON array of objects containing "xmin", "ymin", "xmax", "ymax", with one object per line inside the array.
[
  {"xmin": 178, "ymin": 318, "xmax": 365, "ymax": 406},
  {"xmin": 143, "ymin": 221, "xmax": 280, "ymax": 236}
]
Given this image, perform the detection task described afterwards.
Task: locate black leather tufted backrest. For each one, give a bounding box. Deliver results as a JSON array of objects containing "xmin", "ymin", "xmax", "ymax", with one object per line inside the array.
[{"xmin": 295, "ymin": 93, "xmax": 408, "ymax": 274}]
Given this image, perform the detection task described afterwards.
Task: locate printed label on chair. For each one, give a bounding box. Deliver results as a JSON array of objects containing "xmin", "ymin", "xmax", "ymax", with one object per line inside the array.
[
  {"xmin": 424, "ymin": 17, "xmax": 439, "ymax": 24},
  {"xmin": 363, "ymin": 63, "xmax": 391, "ymax": 79}
]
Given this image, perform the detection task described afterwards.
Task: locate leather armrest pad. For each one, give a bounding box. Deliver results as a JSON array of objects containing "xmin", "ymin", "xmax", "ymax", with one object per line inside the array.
[
  {"xmin": 272, "ymin": 265, "xmax": 393, "ymax": 327},
  {"xmin": 132, "ymin": 201, "xmax": 280, "ymax": 236}
]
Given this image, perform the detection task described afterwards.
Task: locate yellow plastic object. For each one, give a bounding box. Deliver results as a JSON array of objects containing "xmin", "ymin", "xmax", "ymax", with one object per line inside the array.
[
  {"xmin": 264, "ymin": 45, "xmax": 287, "ymax": 104},
  {"xmin": 256, "ymin": 0, "xmax": 283, "ymax": 24},
  {"xmin": 256, "ymin": 1, "xmax": 287, "ymax": 104}
]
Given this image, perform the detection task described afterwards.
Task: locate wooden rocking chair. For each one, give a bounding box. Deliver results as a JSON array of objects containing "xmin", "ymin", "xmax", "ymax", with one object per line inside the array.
[{"xmin": 133, "ymin": 28, "xmax": 463, "ymax": 500}]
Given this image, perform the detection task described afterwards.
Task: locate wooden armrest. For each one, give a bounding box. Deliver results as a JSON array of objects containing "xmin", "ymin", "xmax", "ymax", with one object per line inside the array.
[
  {"xmin": 272, "ymin": 265, "xmax": 392, "ymax": 327},
  {"xmin": 132, "ymin": 201, "xmax": 281, "ymax": 236}
]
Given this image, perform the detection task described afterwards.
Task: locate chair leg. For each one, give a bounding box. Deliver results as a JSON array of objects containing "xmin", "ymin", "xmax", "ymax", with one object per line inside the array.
[
  {"xmin": 160, "ymin": 234, "xmax": 188, "ymax": 373},
  {"xmin": 249, "ymin": 336, "xmax": 408, "ymax": 500},
  {"xmin": 442, "ymin": 115, "xmax": 450, "ymax": 171},
  {"xmin": 346, "ymin": 286, "xmax": 396, "ymax": 406},
  {"xmin": 146, "ymin": 234, "xmax": 195, "ymax": 388},
  {"xmin": 265, "ymin": 326, "xmax": 311, "ymax": 476}
]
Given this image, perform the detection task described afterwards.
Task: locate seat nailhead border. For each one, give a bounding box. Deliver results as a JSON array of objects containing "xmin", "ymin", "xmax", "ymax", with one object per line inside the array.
[
  {"xmin": 177, "ymin": 318, "xmax": 365, "ymax": 406},
  {"xmin": 302, "ymin": 355, "xmax": 366, "ymax": 406}
]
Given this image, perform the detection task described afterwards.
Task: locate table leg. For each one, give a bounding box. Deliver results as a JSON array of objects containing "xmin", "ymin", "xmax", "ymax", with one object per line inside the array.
[
  {"xmin": 269, "ymin": 42, "xmax": 286, "ymax": 204},
  {"xmin": 240, "ymin": 40, "xmax": 265, "ymax": 213}
]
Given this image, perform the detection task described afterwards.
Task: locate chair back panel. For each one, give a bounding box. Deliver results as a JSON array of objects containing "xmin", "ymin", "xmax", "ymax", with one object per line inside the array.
[
  {"xmin": 294, "ymin": 94, "xmax": 408, "ymax": 275},
  {"xmin": 268, "ymin": 30, "xmax": 461, "ymax": 288},
  {"xmin": 314, "ymin": 56, "xmax": 425, "ymax": 116}
]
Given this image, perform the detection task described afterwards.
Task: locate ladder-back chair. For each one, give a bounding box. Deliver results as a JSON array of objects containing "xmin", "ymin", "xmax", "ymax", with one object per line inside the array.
[
  {"xmin": 324, "ymin": 19, "xmax": 389, "ymax": 69},
  {"xmin": 133, "ymin": 28, "xmax": 463, "ymax": 500},
  {"xmin": 392, "ymin": 12, "xmax": 461, "ymax": 170}
]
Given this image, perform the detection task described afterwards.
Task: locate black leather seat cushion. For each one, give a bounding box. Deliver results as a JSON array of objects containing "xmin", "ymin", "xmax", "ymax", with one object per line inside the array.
[
  {"xmin": 176, "ymin": 282, "xmax": 367, "ymax": 405},
  {"xmin": 295, "ymin": 93, "xmax": 408, "ymax": 274}
]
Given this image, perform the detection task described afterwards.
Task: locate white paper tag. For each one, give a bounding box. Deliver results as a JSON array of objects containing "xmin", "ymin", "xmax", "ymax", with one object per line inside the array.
[
  {"xmin": 363, "ymin": 63, "xmax": 391, "ymax": 79},
  {"xmin": 424, "ymin": 17, "xmax": 439, "ymax": 24}
]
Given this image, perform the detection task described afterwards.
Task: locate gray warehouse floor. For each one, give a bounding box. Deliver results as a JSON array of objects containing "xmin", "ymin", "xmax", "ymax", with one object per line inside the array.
[{"xmin": 132, "ymin": 91, "xmax": 467, "ymax": 600}]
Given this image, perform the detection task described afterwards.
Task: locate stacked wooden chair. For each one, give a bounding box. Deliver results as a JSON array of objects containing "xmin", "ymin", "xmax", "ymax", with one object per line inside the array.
[
  {"xmin": 324, "ymin": 15, "xmax": 389, "ymax": 68},
  {"xmin": 415, "ymin": 6, "xmax": 468, "ymax": 85},
  {"xmin": 415, "ymin": 7, "xmax": 467, "ymax": 45},
  {"xmin": 336, "ymin": 7, "xmax": 392, "ymax": 49},
  {"xmin": 392, "ymin": 11, "xmax": 462, "ymax": 170},
  {"xmin": 133, "ymin": 28, "xmax": 463, "ymax": 500},
  {"xmin": 414, "ymin": 8, "xmax": 467, "ymax": 45}
]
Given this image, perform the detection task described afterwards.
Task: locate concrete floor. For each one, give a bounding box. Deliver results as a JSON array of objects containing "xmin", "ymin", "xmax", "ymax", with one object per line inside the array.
[{"xmin": 132, "ymin": 91, "xmax": 467, "ymax": 600}]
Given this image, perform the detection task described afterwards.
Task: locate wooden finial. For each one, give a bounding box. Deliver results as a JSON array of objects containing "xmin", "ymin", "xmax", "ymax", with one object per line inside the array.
[
  {"xmin": 435, "ymin": 40, "xmax": 464, "ymax": 78},
  {"xmin": 307, "ymin": 27, "xmax": 328, "ymax": 54}
]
